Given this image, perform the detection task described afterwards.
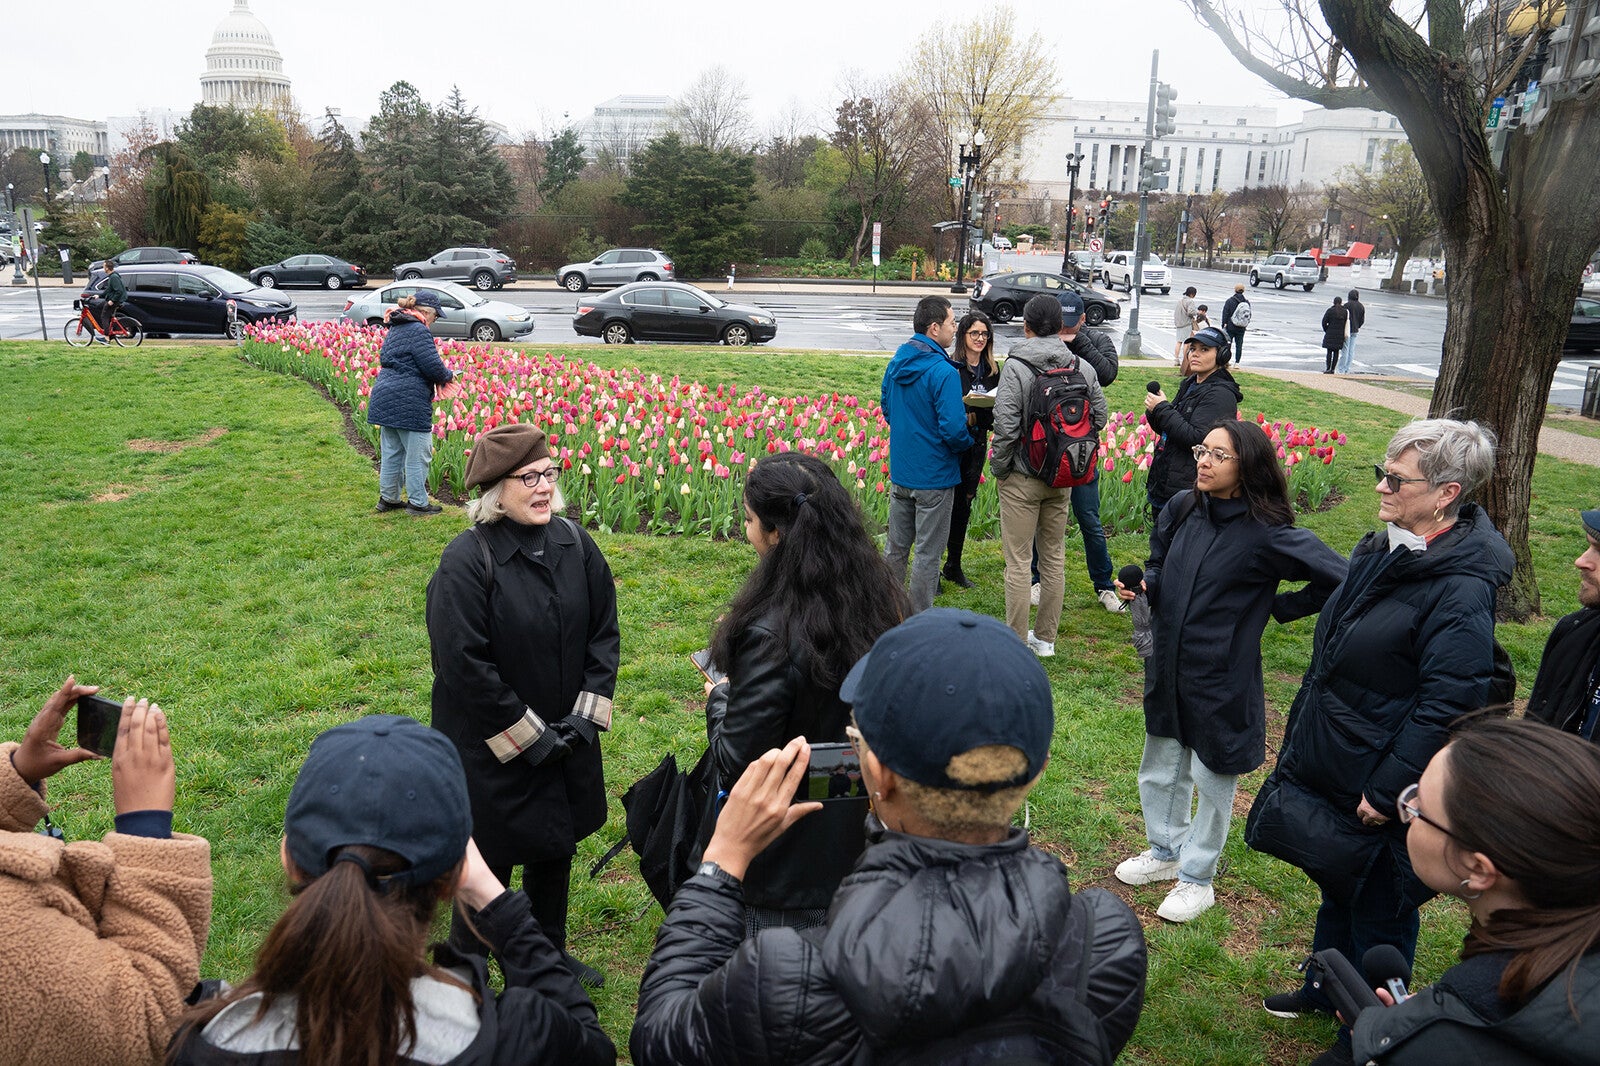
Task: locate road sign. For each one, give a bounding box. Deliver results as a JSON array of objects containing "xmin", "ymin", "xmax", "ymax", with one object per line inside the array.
[
  {"xmin": 1089, "ymin": 237, "xmax": 1103, "ymax": 253},
  {"xmin": 872, "ymin": 222, "xmax": 881, "ymax": 267},
  {"xmin": 949, "ymin": 177, "xmax": 962, "ymax": 187}
]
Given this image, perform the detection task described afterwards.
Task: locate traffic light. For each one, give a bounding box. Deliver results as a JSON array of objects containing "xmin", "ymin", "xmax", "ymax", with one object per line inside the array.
[
  {"xmin": 1139, "ymin": 155, "xmax": 1171, "ymax": 192},
  {"xmin": 1154, "ymin": 83, "xmax": 1178, "ymax": 139},
  {"xmin": 1085, "ymin": 215, "xmax": 1095, "ymax": 231},
  {"xmin": 1070, "ymin": 206, "xmax": 1078, "ymax": 220},
  {"xmin": 1101, "ymin": 199, "xmax": 1111, "ymax": 212}
]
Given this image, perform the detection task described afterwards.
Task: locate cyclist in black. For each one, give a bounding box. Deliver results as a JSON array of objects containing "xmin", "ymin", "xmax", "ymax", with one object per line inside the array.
[{"xmin": 96, "ymin": 260, "xmax": 128, "ymax": 342}]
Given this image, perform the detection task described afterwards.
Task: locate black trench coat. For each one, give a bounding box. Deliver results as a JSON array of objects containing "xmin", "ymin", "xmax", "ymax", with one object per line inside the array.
[
  {"xmin": 1143, "ymin": 492, "xmax": 1348, "ymax": 775},
  {"xmin": 427, "ymin": 516, "xmax": 620, "ymax": 868}
]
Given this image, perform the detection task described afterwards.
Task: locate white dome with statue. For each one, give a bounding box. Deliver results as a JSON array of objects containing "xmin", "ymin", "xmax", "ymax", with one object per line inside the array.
[{"xmin": 199, "ymin": 0, "xmax": 292, "ymax": 108}]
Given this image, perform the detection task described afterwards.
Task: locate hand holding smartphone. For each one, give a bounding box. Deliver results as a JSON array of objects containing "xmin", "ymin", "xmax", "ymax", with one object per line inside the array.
[
  {"xmin": 690, "ymin": 649, "xmax": 727, "ymax": 687},
  {"xmin": 76, "ymin": 694, "xmax": 124, "ymax": 757}
]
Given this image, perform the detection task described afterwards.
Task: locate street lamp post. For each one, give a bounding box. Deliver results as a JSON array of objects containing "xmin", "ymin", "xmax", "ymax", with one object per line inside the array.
[
  {"xmin": 950, "ymin": 130, "xmax": 985, "ymax": 295},
  {"xmin": 1059, "ymin": 153, "xmax": 1083, "ymax": 274},
  {"xmin": 7, "ymin": 184, "xmax": 23, "ymax": 284},
  {"xmin": 39, "ymin": 152, "xmax": 51, "ymax": 203}
]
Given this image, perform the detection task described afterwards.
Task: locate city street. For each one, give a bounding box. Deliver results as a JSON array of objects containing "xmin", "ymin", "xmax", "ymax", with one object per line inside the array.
[{"xmin": 6, "ymin": 263, "xmax": 1597, "ymax": 409}]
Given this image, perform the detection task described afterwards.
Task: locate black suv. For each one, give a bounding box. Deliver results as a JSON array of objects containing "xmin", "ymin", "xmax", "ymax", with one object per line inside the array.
[
  {"xmin": 82, "ymin": 264, "xmax": 296, "ymax": 337},
  {"xmin": 392, "ymin": 247, "xmax": 517, "ymax": 290}
]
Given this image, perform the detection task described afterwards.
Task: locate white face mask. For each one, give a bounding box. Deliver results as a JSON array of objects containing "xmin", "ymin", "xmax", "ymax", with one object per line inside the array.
[{"xmin": 1386, "ymin": 522, "xmax": 1430, "ymax": 554}]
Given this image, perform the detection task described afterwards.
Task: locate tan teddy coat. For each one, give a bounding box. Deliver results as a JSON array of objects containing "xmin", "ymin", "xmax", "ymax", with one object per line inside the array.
[{"xmin": 0, "ymin": 742, "xmax": 212, "ymax": 1066}]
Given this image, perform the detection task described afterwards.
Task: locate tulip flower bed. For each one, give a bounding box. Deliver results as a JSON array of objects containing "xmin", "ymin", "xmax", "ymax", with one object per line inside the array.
[{"xmin": 241, "ymin": 321, "xmax": 1348, "ymax": 538}]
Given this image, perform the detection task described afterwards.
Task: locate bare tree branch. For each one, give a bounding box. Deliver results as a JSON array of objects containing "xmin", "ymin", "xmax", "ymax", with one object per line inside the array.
[{"xmin": 1190, "ymin": 0, "xmax": 1383, "ymax": 107}]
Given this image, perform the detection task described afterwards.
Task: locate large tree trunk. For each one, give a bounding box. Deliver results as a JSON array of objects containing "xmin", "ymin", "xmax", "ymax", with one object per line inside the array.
[{"xmin": 1382, "ymin": 247, "xmax": 1412, "ymax": 290}]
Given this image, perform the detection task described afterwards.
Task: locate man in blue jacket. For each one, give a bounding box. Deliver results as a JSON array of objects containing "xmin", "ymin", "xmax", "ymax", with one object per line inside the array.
[{"xmin": 881, "ymin": 296, "xmax": 971, "ymax": 612}]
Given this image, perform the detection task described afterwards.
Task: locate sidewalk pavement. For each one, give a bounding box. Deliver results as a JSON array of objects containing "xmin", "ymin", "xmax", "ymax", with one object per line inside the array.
[{"xmin": 1124, "ymin": 357, "xmax": 1600, "ymax": 468}]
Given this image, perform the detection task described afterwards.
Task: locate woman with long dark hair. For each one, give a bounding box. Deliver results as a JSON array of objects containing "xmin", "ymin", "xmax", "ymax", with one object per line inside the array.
[
  {"xmin": 1354, "ymin": 716, "xmax": 1600, "ymax": 1063},
  {"xmin": 942, "ymin": 311, "xmax": 1000, "ymax": 589},
  {"xmin": 167, "ymin": 715, "xmax": 614, "ymax": 1066},
  {"xmin": 1113, "ymin": 419, "xmax": 1346, "ymax": 924},
  {"xmin": 704, "ymin": 451, "xmax": 909, "ymax": 931}
]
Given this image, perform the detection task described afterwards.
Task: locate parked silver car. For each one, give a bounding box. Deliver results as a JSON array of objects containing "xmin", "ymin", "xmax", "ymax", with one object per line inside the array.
[
  {"xmin": 339, "ymin": 280, "xmax": 534, "ymax": 342},
  {"xmin": 392, "ymin": 247, "xmax": 517, "ymax": 290},
  {"xmin": 1249, "ymin": 252, "xmax": 1321, "ymax": 291},
  {"xmin": 557, "ymin": 248, "xmax": 675, "ymax": 292}
]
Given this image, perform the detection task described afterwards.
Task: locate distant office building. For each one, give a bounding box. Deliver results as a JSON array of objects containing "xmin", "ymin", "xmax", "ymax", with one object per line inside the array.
[
  {"xmin": 1016, "ymin": 99, "xmax": 1407, "ymax": 199},
  {"xmin": 575, "ymin": 95, "xmax": 676, "ymax": 167},
  {"xmin": 106, "ymin": 110, "xmax": 190, "ymax": 155},
  {"xmin": 0, "ymin": 114, "xmax": 110, "ymax": 167},
  {"xmin": 200, "ymin": 0, "xmax": 293, "ymax": 110}
]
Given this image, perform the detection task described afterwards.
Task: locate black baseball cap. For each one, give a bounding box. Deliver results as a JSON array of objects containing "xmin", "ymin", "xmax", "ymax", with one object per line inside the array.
[
  {"xmin": 285, "ymin": 715, "xmax": 472, "ymax": 889},
  {"xmin": 1583, "ymin": 509, "xmax": 1600, "ymax": 540},
  {"xmin": 1184, "ymin": 325, "xmax": 1229, "ymax": 351},
  {"xmin": 840, "ymin": 609, "xmax": 1053, "ymax": 791}
]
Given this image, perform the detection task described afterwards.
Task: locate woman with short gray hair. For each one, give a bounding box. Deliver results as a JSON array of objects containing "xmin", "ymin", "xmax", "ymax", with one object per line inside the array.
[{"xmin": 1246, "ymin": 417, "xmax": 1514, "ymax": 1065}]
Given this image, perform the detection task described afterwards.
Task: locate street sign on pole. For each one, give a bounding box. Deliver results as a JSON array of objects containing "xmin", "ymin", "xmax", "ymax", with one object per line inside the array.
[
  {"xmin": 1089, "ymin": 237, "xmax": 1103, "ymax": 253},
  {"xmin": 948, "ymin": 177, "xmax": 962, "ymax": 187},
  {"xmin": 871, "ymin": 222, "xmax": 881, "ymax": 267},
  {"xmin": 22, "ymin": 208, "xmax": 47, "ymax": 339}
]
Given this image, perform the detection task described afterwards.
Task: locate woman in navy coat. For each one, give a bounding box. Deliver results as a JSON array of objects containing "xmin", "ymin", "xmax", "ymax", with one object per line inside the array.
[
  {"xmin": 1114, "ymin": 419, "xmax": 1346, "ymax": 924},
  {"xmin": 366, "ymin": 289, "xmax": 454, "ymax": 514}
]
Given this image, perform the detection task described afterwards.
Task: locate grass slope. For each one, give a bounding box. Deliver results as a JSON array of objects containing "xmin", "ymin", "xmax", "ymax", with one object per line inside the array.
[{"xmin": 3, "ymin": 339, "xmax": 1597, "ymax": 1063}]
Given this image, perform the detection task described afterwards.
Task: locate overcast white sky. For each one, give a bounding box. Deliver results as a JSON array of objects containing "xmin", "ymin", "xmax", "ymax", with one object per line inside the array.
[{"xmin": 6, "ymin": 0, "xmax": 1310, "ymax": 136}]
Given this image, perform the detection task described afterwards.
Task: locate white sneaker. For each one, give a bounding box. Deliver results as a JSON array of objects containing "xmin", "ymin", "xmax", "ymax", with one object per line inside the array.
[
  {"xmin": 1157, "ymin": 881, "xmax": 1215, "ymax": 923},
  {"xmin": 1114, "ymin": 849, "xmax": 1180, "ymax": 885},
  {"xmin": 1025, "ymin": 630, "xmax": 1055, "ymax": 658},
  {"xmin": 1029, "ymin": 582, "xmax": 1040, "ymax": 606},
  {"xmin": 1098, "ymin": 588, "xmax": 1127, "ymax": 613}
]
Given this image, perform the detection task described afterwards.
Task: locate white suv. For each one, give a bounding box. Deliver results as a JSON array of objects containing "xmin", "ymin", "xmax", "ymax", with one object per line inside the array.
[
  {"xmin": 1249, "ymin": 252, "xmax": 1321, "ymax": 291},
  {"xmin": 1100, "ymin": 252, "xmax": 1170, "ymax": 295}
]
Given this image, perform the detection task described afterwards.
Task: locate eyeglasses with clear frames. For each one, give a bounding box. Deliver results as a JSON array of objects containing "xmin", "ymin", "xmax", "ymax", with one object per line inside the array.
[
  {"xmin": 1396, "ymin": 781, "xmax": 1465, "ymax": 842},
  {"xmin": 514, "ymin": 468, "xmax": 561, "ymax": 489},
  {"xmin": 1191, "ymin": 445, "xmax": 1237, "ymax": 464}
]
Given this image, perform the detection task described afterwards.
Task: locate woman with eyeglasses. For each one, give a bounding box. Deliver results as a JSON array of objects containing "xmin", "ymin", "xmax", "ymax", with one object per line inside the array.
[
  {"xmin": 1351, "ymin": 716, "xmax": 1600, "ymax": 1063},
  {"xmin": 426, "ymin": 422, "xmax": 620, "ymax": 989},
  {"xmin": 1112, "ymin": 419, "xmax": 1346, "ymax": 924},
  {"xmin": 702, "ymin": 452, "xmax": 910, "ymax": 934},
  {"xmin": 1245, "ymin": 418, "xmax": 1513, "ymax": 1066},
  {"xmin": 942, "ymin": 311, "xmax": 1001, "ymax": 589}
]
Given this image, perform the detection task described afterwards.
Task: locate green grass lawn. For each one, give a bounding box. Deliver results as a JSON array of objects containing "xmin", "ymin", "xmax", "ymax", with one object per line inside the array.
[{"xmin": 3, "ymin": 338, "xmax": 1598, "ymax": 1064}]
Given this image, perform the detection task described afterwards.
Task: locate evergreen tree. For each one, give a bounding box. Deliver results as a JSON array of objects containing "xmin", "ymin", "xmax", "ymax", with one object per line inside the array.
[
  {"xmin": 143, "ymin": 143, "xmax": 211, "ymax": 249},
  {"xmin": 540, "ymin": 127, "xmax": 586, "ymax": 200},
  {"xmin": 621, "ymin": 132, "xmax": 756, "ymax": 276}
]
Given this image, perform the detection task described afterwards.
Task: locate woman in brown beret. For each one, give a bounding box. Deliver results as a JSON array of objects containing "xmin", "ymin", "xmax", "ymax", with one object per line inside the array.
[{"xmin": 425, "ymin": 422, "xmax": 620, "ymax": 989}]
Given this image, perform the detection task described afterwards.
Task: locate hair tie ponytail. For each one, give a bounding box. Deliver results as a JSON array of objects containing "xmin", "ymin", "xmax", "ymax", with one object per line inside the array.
[
  {"xmin": 793, "ymin": 492, "xmax": 807, "ymax": 508},
  {"xmin": 333, "ymin": 850, "xmax": 385, "ymax": 892}
]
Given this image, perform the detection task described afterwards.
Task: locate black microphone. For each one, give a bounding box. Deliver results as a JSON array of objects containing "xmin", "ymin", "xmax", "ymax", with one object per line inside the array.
[
  {"xmin": 1117, "ymin": 564, "xmax": 1143, "ymax": 590},
  {"xmin": 1147, "ymin": 380, "xmax": 1162, "ymax": 394},
  {"xmin": 1363, "ymin": 945, "xmax": 1413, "ymax": 1004}
]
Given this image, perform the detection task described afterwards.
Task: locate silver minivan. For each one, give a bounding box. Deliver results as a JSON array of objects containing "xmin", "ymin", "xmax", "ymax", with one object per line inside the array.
[
  {"xmin": 1249, "ymin": 252, "xmax": 1321, "ymax": 291},
  {"xmin": 558, "ymin": 248, "xmax": 675, "ymax": 292}
]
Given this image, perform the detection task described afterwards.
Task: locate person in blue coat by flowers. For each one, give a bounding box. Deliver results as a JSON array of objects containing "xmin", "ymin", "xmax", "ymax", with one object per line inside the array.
[{"xmin": 367, "ymin": 290, "xmax": 456, "ymax": 515}]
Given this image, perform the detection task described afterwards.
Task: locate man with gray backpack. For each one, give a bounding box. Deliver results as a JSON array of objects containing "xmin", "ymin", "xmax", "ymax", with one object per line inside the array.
[{"xmin": 1222, "ymin": 283, "xmax": 1252, "ymax": 364}]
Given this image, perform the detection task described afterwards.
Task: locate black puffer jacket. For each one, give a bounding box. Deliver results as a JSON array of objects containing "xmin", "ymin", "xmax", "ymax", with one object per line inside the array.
[
  {"xmin": 1354, "ymin": 949, "xmax": 1600, "ymax": 1065},
  {"xmin": 1145, "ymin": 369, "xmax": 1243, "ymax": 505},
  {"xmin": 1525, "ymin": 606, "xmax": 1600, "ymax": 737},
  {"xmin": 630, "ymin": 822, "xmax": 1147, "ymax": 1065},
  {"xmin": 1246, "ymin": 505, "xmax": 1513, "ymax": 902},
  {"xmin": 703, "ymin": 614, "xmax": 860, "ymax": 909}
]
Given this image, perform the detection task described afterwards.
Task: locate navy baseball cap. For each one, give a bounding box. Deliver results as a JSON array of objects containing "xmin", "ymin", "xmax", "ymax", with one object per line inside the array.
[
  {"xmin": 1184, "ymin": 325, "xmax": 1229, "ymax": 351},
  {"xmin": 840, "ymin": 609, "xmax": 1053, "ymax": 791},
  {"xmin": 1583, "ymin": 509, "xmax": 1600, "ymax": 540},
  {"xmin": 1057, "ymin": 289, "xmax": 1086, "ymax": 325},
  {"xmin": 285, "ymin": 715, "xmax": 472, "ymax": 890},
  {"xmin": 413, "ymin": 289, "xmax": 446, "ymax": 319}
]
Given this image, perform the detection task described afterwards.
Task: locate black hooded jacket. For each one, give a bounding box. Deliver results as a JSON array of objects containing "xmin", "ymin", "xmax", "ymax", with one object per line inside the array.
[
  {"xmin": 1525, "ymin": 606, "xmax": 1600, "ymax": 737},
  {"xmin": 630, "ymin": 822, "xmax": 1147, "ymax": 1065},
  {"xmin": 1145, "ymin": 369, "xmax": 1243, "ymax": 505}
]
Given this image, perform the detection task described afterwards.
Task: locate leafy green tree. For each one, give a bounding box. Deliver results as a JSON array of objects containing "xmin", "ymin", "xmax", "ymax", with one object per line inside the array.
[
  {"xmin": 245, "ymin": 218, "xmax": 311, "ymax": 266},
  {"xmin": 540, "ymin": 127, "xmax": 587, "ymax": 200},
  {"xmin": 1335, "ymin": 144, "xmax": 1437, "ymax": 290},
  {"xmin": 621, "ymin": 132, "xmax": 756, "ymax": 276},
  {"xmin": 143, "ymin": 143, "xmax": 211, "ymax": 249},
  {"xmin": 364, "ymin": 81, "xmax": 432, "ymax": 219},
  {"xmin": 177, "ymin": 104, "xmax": 291, "ymax": 175},
  {"xmin": 302, "ymin": 111, "xmax": 382, "ymax": 263},
  {"xmin": 417, "ymin": 87, "xmax": 516, "ymax": 231},
  {"xmin": 831, "ymin": 89, "xmax": 923, "ymax": 268},
  {"xmin": 71, "ymin": 151, "xmax": 93, "ymax": 182},
  {"xmin": 2, "ymin": 147, "xmax": 45, "ymax": 206},
  {"xmin": 197, "ymin": 203, "xmax": 251, "ymax": 270}
]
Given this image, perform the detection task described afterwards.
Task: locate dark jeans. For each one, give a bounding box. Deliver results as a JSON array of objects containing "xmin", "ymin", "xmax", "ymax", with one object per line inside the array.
[
  {"xmin": 1027, "ymin": 470, "xmax": 1114, "ymax": 590},
  {"xmin": 1300, "ymin": 846, "xmax": 1421, "ymax": 1015},
  {"xmin": 944, "ymin": 432, "xmax": 988, "ymax": 574},
  {"xmin": 449, "ymin": 855, "xmax": 574, "ymax": 957},
  {"xmin": 1227, "ymin": 325, "xmax": 1244, "ymax": 364}
]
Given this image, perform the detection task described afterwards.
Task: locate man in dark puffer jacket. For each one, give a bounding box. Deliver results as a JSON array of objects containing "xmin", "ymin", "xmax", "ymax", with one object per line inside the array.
[{"xmin": 631, "ymin": 609, "xmax": 1147, "ymax": 1065}]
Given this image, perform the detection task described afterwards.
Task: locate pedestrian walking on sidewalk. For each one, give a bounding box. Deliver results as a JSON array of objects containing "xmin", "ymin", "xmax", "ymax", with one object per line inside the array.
[
  {"xmin": 1337, "ymin": 290, "xmax": 1365, "ymax": 373},
  {"xmin": 1320, "ymin": 296, "xmax": 1349, "ymax": 374},
  {"xmin": 1174, "ymin": 287, "xmax": 1200, "ymax": 365}
]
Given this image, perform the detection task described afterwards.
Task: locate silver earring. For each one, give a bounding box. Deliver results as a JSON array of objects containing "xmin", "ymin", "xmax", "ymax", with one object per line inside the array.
[
  {"xmin": 1459, "ymin": 878, "xmax": 1483, "ymax": 901},
  {"xmin": 873, "ymin": 791, "xmax": 882, "ymax": 801}
]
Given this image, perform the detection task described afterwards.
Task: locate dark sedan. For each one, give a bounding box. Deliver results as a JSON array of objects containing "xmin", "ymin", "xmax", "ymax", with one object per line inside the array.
[
  {"xmin": 1566, "ymin": 296, "xmax": 1600, "ymax": 355},
  {"xmin": 250, "ymin": 254, "xmax": 367, "ymax": 290},
  {"xmin": 572, "ymin": 281, "xmax": 777, "ymax": 345},
  {"xmin": 969, "ymin": 271, "xmax": 1122, "ymax": 327},
  {"xmin": 82, "ymin": 264, "xmax": 296, "ymax": 337}
]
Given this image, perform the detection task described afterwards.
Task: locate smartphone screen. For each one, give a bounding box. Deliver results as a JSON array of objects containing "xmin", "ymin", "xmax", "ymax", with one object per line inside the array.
[
  {"xmin": 75, "ymin": 694, "xmax": 123, "ymax": 757},
  {"xmin": 798, "ymin": 742, "xmax": 864, "ymax": 802},
  {"xmin": 689, "ymin": 649, "xmax": 727, "ymax": 686}
]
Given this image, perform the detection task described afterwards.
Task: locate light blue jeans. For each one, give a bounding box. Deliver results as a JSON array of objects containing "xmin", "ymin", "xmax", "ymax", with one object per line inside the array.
[
  {"xmin": 1337, "ymin": 331, "xmax": 1357, "ymax": 373},
  {"xmin": 378, "ymin": 426, "xmax": 434, "ymax": 507},
  {"xmin": 1137, "ymin": 733, "xmax": 1239, "ymax": 886},
  {"xmin": 885, "ymin": 483, "xmax": 954, "ymax": 613}
]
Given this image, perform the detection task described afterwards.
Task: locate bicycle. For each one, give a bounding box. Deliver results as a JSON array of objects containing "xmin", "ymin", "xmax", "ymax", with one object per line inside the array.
[{"xmin": 64, "ymin": 299, "xmax": 143, "ymax": 348}]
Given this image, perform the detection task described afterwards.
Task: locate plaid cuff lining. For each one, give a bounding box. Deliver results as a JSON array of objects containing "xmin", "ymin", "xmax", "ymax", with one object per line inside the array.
[
  {"xmin": 571, "ymin": 691, "xmax": 613, "ymax": 732},
  {"xmin": 485, "ymin": 708, "xmax": 549, "ymax": 763}
]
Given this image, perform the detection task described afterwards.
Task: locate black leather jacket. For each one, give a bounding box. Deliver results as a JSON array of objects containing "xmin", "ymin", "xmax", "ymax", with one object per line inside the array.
[{"xmin": 630, "ymin": 821, "xmax": 1148, "ymax": 1065}]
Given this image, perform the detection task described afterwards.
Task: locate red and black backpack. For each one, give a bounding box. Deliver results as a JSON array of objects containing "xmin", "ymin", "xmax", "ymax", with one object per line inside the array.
[{"xmin": 1019, "ymin": 357, "xmax": 1099, "ymax": 488}]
